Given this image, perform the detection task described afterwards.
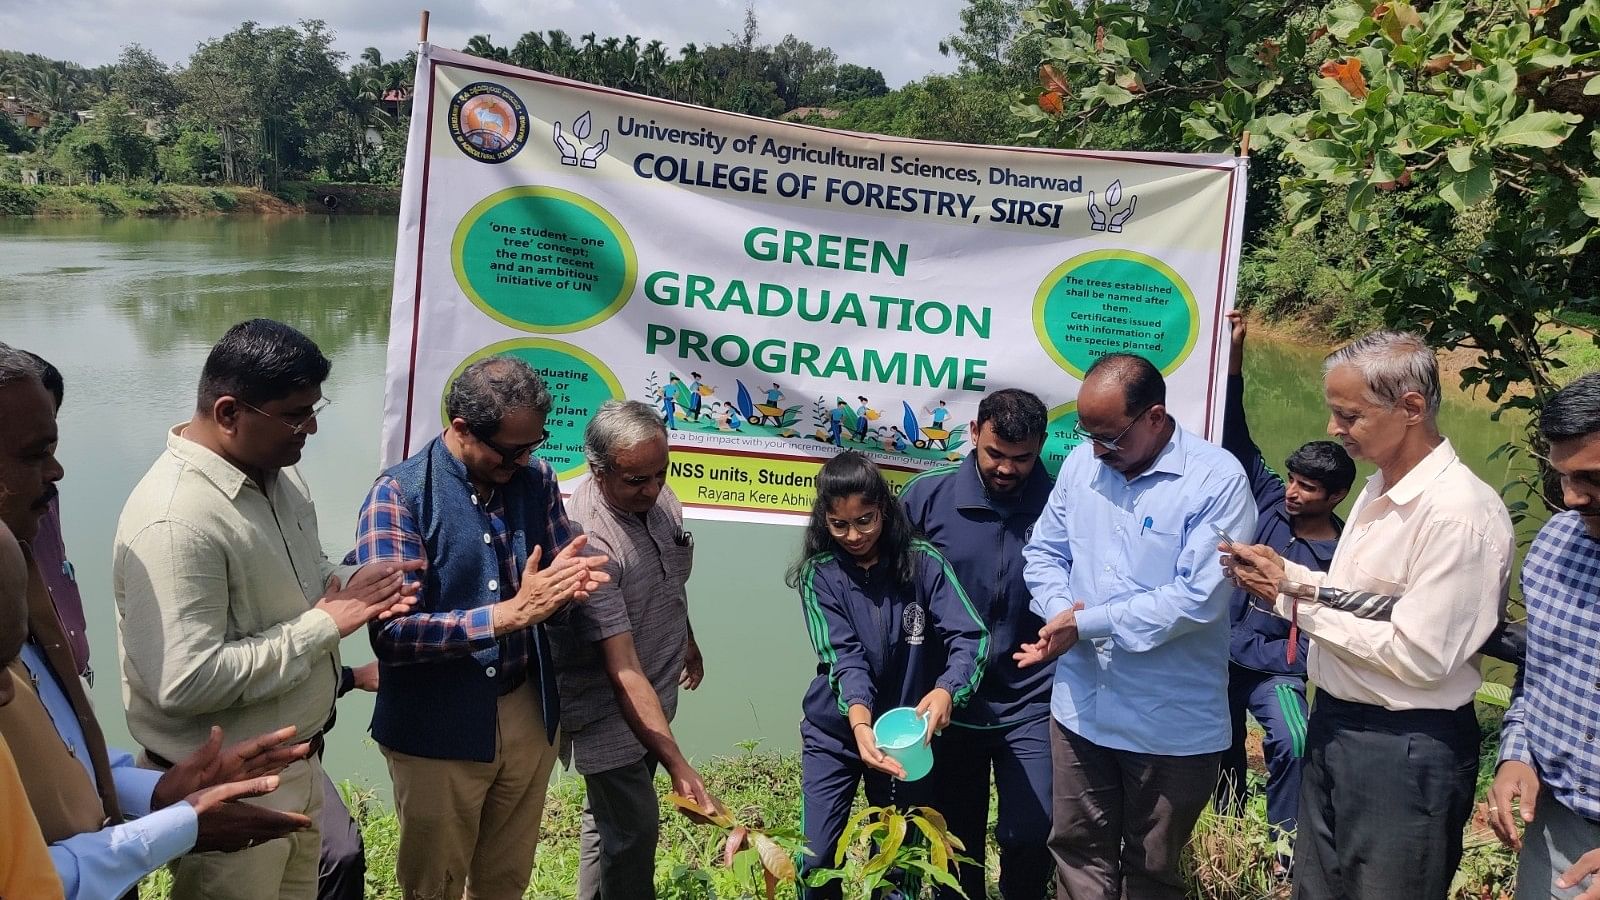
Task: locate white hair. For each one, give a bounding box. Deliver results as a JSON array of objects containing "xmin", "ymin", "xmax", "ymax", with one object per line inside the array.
[
  {"xmin": 1323, "ymin": 330, "xmax": 1441, "ymax": 417},
  {"xmin": 584, "ymin": 400, "xmax": 668, "ymax": 473}
]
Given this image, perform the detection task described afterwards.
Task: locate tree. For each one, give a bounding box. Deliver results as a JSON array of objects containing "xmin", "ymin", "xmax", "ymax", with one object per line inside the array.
[
  {"xmin": 770, "ymin": 35, "xmax": 837, "ymax": 109},
  {"xmin": 21, "ymin": 66, "xmax": 77, "ymax": 120},
  {"xmin": 90, "ymin": 96, "xmax": 157, "ymax": 181},
  {"xmin": 1022, "ymin": 0, "xmax": 1600, "ymax": 510},
  {"xmin": 835, "ymin": 64, "xmax": 889, "ymax": 102},
  {"xmin": 940, "ymin": 0, "xmax": 1035, "ymax": 77},
  {"xmin": 50, "ymin": 127, "xmax": 108, "ymax": 182},
  {"xmin": 178, "ymin": 19, "xmax": 350, "ymax": 187},
  {"xmin": 115, "ymin": 44, "xmax": 180, "ymax": 119}
]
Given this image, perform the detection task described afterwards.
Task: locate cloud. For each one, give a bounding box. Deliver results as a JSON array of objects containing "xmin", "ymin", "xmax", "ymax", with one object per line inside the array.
[{"xmin": 0, "ymin": 0, "xmax": 964, "ymax": 88}]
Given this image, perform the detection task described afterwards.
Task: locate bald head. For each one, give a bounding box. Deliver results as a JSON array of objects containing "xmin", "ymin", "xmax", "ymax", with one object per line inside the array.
[
  {"xmin": 1077, "ymin": 353, "xmax": 1172, "ymax": 477},
  {"xmin": 1082, "ymin": 353, "xmax": 1165, "ymax": 415}
]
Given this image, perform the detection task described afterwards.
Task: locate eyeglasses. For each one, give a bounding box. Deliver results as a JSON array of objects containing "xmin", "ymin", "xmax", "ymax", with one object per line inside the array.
[
  {"xmin": 472, "ymin": 428, "xmax": 549, "ymax": 463},
  {"xmin": 239, "ymin": 398, "xmax": 331, "ymax": 436},
  {"xmin": 1072, "ymin": 404, "xmax": 1154, "ymax": 452},
  {"xmin": 825, "ymin": 509, "xmax": 882, "ymax": 538}
]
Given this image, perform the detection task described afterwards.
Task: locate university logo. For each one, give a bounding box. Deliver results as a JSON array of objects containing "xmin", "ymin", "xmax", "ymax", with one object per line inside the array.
[
  {"xmin": 903, "ymin": 603, "xmax": 927, "ymax": 646},
  {"xmin": 448, "ymin": 82, "xmax": 529, "ymax": 164}
]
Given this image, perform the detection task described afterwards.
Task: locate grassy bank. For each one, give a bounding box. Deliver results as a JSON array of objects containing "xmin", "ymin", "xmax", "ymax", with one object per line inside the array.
[
  {"xmin": 136, "ymin": 723, "xmax": 1517, "ymax": 900},
  {"xmin": 0, "ymin": 181, "xmax": 401, "ymax": 218}
]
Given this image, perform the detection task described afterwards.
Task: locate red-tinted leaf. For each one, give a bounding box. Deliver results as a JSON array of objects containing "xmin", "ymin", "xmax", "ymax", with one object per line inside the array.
[
  {"xmin": 1422, "ymin": 53, "xmax": 1455, "ymax": 75},
  {"xmin": 1256, "ymin": 38, "xmax": 1282, "ymax": 65},
  {"xmin": 1039, "ymin": 91, "xmax": 1065, "ymax": 115},
  {"xmin": 1372, "ymin": 3, "xmax": 1391, "ymax": 18},
  {"xmin": 724, "ymin": 826, "xmax": 749, "ymax": 869},
  {"xmin": 1095, "ymin": 24, "xmax": 1106, "ymax": 53},
  {"xmin": 1309, "ymin": 26, "xmax": 1329, "ymax": 43},
  {"xmin": 1039, "ymin": 64, "xmax": 1071, "ymax": 96},
  {"xmin": 1320, "ymin": 57, "xmax": 1370, "ymax": 99}
]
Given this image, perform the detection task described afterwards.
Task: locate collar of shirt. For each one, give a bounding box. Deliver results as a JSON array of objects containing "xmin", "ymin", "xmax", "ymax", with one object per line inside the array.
[
  {"xmin": 841, "ymin": 554, "xmax": 893, "ymax": 587},
  {"xmin": 950, "ymin": 451, "xmax": 1053, "ymax": 518},
  {"xmin": 165, "ymin": 424, "xmax": 252, "ymax": 499},
  {"xmin": 1370, "ymin": 437, "xmax": 1457, "ymax": 507},
  {"xmin": 1265, "ymin": 505, "xmax": 1343, "ymax": 565},
  {"xmin": 1092, "ymin": 423, "xmax": 1187, "ymax": 491}
]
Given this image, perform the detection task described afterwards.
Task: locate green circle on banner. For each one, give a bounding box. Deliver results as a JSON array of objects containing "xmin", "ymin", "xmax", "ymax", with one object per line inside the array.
[
  {"xmin": 452, "ymin": 187, "xmax": 637, "ymax": 333},
  {"xmin": 441, "ymin": 339, "xmax": 625, "ymax": 480},
  {"xmin": 1033, "ymin": 250, "xmax": 1199, "ymax": 377},
  {"xmin": 1040, "ymin": 402, "xmax": 1084, "ymax": 478}
]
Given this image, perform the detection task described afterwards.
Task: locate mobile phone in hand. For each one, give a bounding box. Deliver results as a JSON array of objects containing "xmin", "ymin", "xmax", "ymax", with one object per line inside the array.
[{"xmin": 1210, "ymin": 523, "xmax": 1240, "ymax": 549}]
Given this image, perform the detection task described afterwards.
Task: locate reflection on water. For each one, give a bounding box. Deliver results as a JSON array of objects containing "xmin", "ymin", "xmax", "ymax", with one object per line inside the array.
[{"xmin": 0, "ymin": 216, "xmax": 1532, "ymax": 795}]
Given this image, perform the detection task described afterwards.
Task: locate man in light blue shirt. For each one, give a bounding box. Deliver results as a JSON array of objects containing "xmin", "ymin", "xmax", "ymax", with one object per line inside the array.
[{"xmin": 1018, "ymin": 353, "xmax": 1255, "ymax": 900}]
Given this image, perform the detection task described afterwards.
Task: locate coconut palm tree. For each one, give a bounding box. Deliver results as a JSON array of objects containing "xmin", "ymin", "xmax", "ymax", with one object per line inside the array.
[
  {"xmin": 22, "ymin": 66, "xmax": 76, "ymax": 120},
  {"xmin": 463, "ymin": 35, "xmax": 509, "ymax": 63}
]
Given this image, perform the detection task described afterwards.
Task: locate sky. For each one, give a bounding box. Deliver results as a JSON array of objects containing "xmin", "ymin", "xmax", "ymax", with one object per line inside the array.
[{"xmin": 0, "ymin": 0, "xmax": 968, "ymax": 88}]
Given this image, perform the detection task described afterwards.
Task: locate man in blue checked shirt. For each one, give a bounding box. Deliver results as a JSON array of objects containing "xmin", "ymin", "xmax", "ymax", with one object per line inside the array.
[
  {"xmin": 1018, "ymin": 353, "xmax": 1255, "ymax": 900},
  {"xmin": 1490, "ymin": 373, "xmax": 1600, "ymax": 900},
  {"xmin": 356, "ymin": 356, "xmax": 610, "ymax": 900}
]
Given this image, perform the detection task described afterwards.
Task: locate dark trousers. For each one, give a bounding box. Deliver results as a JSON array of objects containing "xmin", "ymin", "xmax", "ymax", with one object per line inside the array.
[
  {"xmin": 1217, "ymin": 666, "xmax": 1308, "ymax": 840},
  {"xmin": 316, "ymin": 770, "xmax": 366, "ymax": 900},
  {"xmin": 1048, "ymin": 721, "xmax": 1221, "ymax": 900},
  {"xmin": 927, "ymin": 717, "xmax": 1053, "ymax": 900},
  {"xmin": 578, "ymin": 756, "xmax": 662, "ymax": 900},
  {"xmin": 1292, "ymin": 694, "xmax": 1480, "ymax": 900},
  {"xmin": 801, "ymin": 719, "xmax": 919, "ymax": 900}
]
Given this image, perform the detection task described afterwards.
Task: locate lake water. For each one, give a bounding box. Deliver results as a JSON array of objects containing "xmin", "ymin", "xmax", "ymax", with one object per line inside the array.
[{"xmin": 0, "ymin": 215, "xmax": 1533, "ymax": 795}]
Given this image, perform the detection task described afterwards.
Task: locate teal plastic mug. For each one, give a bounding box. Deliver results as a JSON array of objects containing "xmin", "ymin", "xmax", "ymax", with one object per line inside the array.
[{"xmin": 873, "ymin": 707, "xmax": 934, "ymax": 781}]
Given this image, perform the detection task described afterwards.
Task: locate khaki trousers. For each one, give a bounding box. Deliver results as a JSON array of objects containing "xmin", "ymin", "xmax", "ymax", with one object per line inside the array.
[
  {"xmin": 384, "ymin": 681, "xmax": 559, "ymax": 900},
  {"xmin": 170, "ymin": 755, "xmax": 324, "ymax": 900}
]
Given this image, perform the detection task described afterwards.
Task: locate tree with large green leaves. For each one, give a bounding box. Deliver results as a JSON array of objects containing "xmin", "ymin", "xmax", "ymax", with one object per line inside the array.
[{"xmin": 1021, "ymin": 0, "xmax": 1600, "ymax": 511}]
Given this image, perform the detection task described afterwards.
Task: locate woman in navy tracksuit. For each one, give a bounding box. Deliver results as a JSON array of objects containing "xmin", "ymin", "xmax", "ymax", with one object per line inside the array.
[{"xmin": 788, "ymin": 451, "xmax": 989, "ymax": 899}]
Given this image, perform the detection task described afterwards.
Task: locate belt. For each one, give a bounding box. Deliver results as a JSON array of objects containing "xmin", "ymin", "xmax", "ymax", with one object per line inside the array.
[
  {"xmin": 146, "ymin": 731, "xmax": 325, "ymax": 770},
  {"xmin": 1312, "ymin": 693, "xmax": 1476, "ymax": 729}
]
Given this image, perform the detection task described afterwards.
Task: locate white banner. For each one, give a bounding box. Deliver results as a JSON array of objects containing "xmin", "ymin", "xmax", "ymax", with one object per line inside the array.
[{"xmin": 382, "ymin": 44, "xmax": 1249, "ymax": 522}]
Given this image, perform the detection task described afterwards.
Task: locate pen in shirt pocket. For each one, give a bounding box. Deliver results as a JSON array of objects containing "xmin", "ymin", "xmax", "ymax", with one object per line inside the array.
[{"xmin": 1141, "ymin": 516, "xmax": 1153, "ymax": 535}]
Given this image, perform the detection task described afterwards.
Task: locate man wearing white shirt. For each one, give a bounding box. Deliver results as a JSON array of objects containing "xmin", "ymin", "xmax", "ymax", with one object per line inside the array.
[{"xmin": 1227, "ymin": 331, "xmax": 1514, "ymax": 899}]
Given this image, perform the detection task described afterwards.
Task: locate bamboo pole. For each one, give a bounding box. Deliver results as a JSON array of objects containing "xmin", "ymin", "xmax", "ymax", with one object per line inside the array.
[
  {"xmin": 419, "ymin": 10, "xmax": 431, "ymax": 43},
  {"xmin": 1239, "ymin": 130, "xmax": 1252, "ymax": 157}
]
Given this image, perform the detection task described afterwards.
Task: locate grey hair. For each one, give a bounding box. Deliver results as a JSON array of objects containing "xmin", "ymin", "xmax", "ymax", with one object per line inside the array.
[
  {"xmin": 1323, "ymin": 330, "xmax": 1441, "ymax": 417},
  {"xmin": 445, "ymin": 356, "xmax": 552, "ymax": 433},
  {"xmin": 584, "ymin": 400, "xmax": 668, "ymax": 474},
  {"xmin": 0, "ymin": 342, "xmax": 42, "ymax": 389}
]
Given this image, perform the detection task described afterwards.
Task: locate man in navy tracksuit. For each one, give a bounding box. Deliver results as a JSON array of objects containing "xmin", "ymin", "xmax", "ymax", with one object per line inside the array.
[
  {"xmin": 1214, "ymin": 312, "xmax": 1355, "ymax": 853},
  {"xmin": 901, "ymin": 389, "xmax": 1055, "ymax": 900}
]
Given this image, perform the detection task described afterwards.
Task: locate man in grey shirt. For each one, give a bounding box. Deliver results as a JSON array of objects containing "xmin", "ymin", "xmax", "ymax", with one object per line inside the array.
[{"xmin": 553, "ymin": 400, "xmax": 717, "ymax": 900}]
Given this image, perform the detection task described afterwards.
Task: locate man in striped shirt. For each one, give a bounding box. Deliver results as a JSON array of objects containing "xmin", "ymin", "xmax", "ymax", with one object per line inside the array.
[{"xmin": 1490, "ymin": 373, "xmax": 1600, "ymax": 900}]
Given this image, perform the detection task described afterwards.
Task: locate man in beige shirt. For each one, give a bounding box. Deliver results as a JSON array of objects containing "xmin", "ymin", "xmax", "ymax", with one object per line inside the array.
[
  {"xmin": 115, "ymin": 319, "xmax": 421, "ymax": 900},
  {"xmin": 1227, "ymin": 331, "xmax": 1513, "ymax": 900}
]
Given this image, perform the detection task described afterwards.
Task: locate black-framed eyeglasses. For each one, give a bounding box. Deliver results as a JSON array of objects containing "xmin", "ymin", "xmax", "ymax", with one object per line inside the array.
[
  {"xmin": 472, "ymin": 427, "xmax": 549, "ymax": 463},
  {"xmin": 239, "ymin": 398, "xmax": 331, "ymax": 436},
  {"xmin": 1072, "ymin": 404, "xmax": 1155, "ymax": 452}
]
